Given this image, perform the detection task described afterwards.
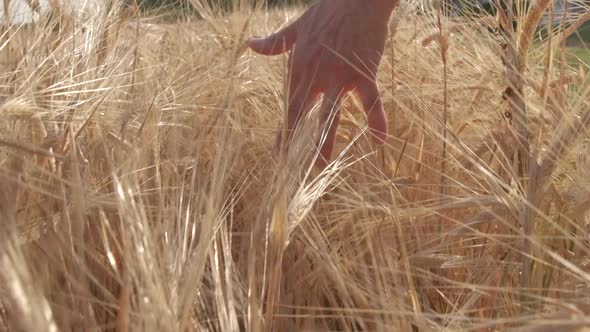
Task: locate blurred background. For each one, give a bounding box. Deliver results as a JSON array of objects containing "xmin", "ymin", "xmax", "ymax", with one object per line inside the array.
[
  {"xmin": 3, "ymin": 0, "xmax": 590, "ymax": 40},
  {"xmin": 1, "ymin": 0, "xmax": 588, "ymax": 66}
]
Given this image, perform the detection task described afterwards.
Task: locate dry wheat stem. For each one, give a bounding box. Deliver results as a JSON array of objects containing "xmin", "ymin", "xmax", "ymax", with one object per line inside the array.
[{"xmin": 0, "ymin": 2, "xmax": 588, "ymax": 331}]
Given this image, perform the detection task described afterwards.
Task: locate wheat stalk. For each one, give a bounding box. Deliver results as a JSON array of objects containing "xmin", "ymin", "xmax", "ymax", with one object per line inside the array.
[{"xmin": 0, "ymin": 1, "xmax": 588, "ymax": 331}]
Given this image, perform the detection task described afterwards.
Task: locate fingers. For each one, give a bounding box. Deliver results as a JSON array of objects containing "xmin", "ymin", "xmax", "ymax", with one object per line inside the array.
[
  {"xmin": 356, "ymin": 79, "xmax": 388, "ymax": 144},
  {"xmin": 274, "ymin": 74, "xmax": 319, "ymax": 157},
  {"xmin": 316, "ymin": 87, "xmax": 344, "ymax": 169}
]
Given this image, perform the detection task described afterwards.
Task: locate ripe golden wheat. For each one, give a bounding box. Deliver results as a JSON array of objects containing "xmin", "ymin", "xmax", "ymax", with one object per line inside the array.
[{"xmin": 0, "ymin": 0, "xmax": 590, "ymax": 331}]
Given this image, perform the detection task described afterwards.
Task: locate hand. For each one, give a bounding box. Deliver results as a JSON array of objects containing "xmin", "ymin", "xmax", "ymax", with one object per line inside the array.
[{"xmin": 247, "ymin": 0, "xmax": 397, "ymax": 168}]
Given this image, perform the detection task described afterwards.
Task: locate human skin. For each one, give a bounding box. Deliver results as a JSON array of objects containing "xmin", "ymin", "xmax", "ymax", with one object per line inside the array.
[{"xmin": 247, "ymin": 0, "xmax": 398, "ymax": 168}]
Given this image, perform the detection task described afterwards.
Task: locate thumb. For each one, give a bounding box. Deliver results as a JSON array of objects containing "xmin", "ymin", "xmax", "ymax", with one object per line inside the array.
[
  {"xmin": 247, "ymin": 24, "xmax": 297, "ymax": 56},
  {"xmin": 247, "ymin": 6, "xmax": 317, "ymax": 56}
]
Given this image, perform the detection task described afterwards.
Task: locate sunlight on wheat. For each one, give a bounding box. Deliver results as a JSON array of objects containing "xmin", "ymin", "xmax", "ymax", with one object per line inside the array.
[{"xmin": 0, "ymin": 0, "xmax": 589, "ymax": 331}]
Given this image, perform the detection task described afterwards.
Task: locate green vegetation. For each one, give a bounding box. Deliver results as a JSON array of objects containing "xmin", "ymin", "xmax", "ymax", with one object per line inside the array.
[
  {"xmin": 564, "ymin": 46, "xmax": 590, "ymax": 66},
  {"xmin": 567, "ymin": 21, "xmax": 590, "ymax": 46}
]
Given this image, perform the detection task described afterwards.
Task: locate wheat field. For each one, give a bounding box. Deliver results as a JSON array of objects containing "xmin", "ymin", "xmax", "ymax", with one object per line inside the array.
[{"xmin": 0, "ymin": 0, "xmax": 590, "ymax": 331}]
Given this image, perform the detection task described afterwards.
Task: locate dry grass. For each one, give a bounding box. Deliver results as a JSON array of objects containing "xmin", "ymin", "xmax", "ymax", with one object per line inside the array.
[{"xmin": 1, "ymin": 0, "xmax": 590, "ymax": 331}]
